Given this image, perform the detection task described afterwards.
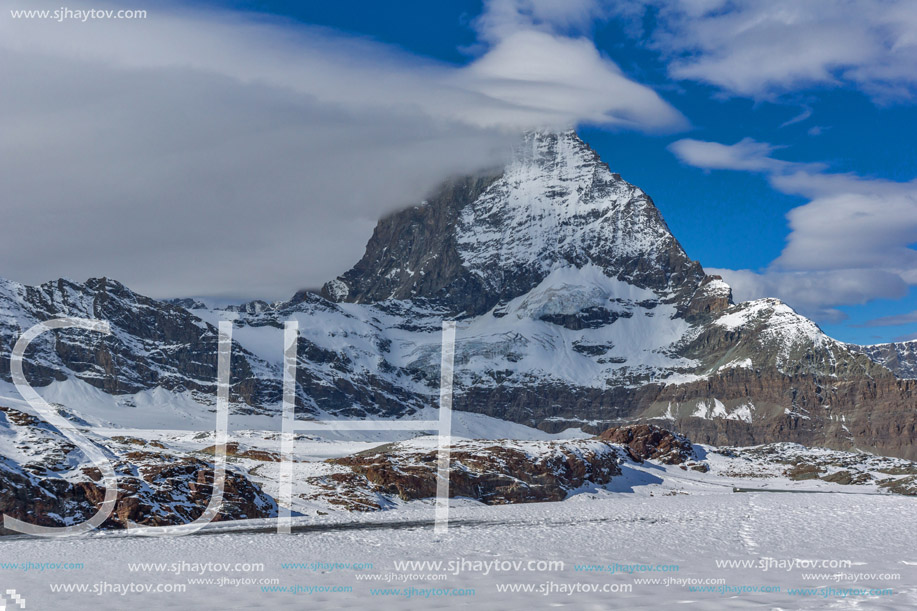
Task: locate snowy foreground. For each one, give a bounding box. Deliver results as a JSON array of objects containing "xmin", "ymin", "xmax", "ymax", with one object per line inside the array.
[
  {"xmin": 1, "ymin": 379, "xmax": 915, "ymax": 609},
  {"xmin": 2, "ymin": 462, "xmax": 915, "ymax": 610}
]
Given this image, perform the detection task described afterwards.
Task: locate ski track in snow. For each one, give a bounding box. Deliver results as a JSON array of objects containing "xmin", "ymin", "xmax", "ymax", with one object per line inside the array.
[{"xmin": 738, "ymin": 495, "xmax": 760, "ymax": 553}]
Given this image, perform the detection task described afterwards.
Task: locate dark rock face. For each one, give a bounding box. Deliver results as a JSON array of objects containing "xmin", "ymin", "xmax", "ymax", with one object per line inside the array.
[
  {"xmin": 682, "ymin": 275, "xmax": 733, "ymax": 322},
  {"xmin": 325, "ymin": 439, "xmax": 624, "ymax": 507},
  {"xmin": 0, "ymin": 406, "xmax": 277, "ymax": 532},
  {"xmin": 100, "ymin": 450, "xmax": 276, "ymax": 528},
  {"xmin": 653, "ymin": 372, "xmax": 917, "ymax": 459},
  {"xmin": 164, "ymin": 297, "xmax": 208, "ymax": 310},
  {"xmin": 539, "ymin": 306, "xmax": 631, "ymax": 330},
  {"xmin": 320, "ymin": 173, "xmax": 502, "ymax": 315},
  {"xmin": 0, "ymin": 277, "xmax": 281, "ymax": 409},
  {"xmin": 598, "ymin": 424, "xmax": 694, "ymax": 464}
]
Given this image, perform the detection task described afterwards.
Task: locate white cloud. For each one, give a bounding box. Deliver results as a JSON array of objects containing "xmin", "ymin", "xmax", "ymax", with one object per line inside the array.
[
  {"xmin": 0, "ymin": 0, "xmax": 684, "ymax": 300},
  {"xmin": 673, "ymin": 138, "xmax": 917, "ymax": 322},
  {"xmin": 459, "ymin": 30, "xmax": 687, "ymax": 130},
  {"xmin": 669, "ymin": 138, "xmax": 796, "ymax": 172},
  {"xmin": 474, "ymin": 0, "xmax": 608, "ymax": 43},
  {"xmin": 619, "ymin": 0, "xmax": 917, "ymax": 101},
  {"xmin": 1, "ymin": 0, "xmax": 684, "ymax": 133},
  {"xmin": 779, "ymin": 107, "xmax": 813, "ymax": 128},
  {"xmin": 771, "ymin": 173, "xmax": 917, "ymax": 278}
]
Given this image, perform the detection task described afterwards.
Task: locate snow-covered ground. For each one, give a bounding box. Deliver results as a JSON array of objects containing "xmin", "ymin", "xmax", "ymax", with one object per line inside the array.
[
  {"xmin": 1, "ymin": 486, "xmax": 914, "ymax": 610},
  {"xmin": 1, "ymin": 376, "xmax": 914, "ymax": 609}
]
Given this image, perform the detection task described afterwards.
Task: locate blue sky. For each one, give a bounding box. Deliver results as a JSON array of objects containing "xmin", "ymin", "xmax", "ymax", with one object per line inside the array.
[
  {"xmin": 3, "ymin": 0, "xmax": 917, "ymax": 344},
  {"xmin": 223, "ymin": 0, "xmax": 917, "ymax": 344}
]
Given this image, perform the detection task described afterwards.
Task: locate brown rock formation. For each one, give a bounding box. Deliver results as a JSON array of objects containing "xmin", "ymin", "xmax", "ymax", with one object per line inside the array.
[
  {"xmin": 324, "ymin": 439, "xmax": 624, "ymax": 508},
  {"xmin": 597, "ymin": 424, "xmax": 694, "ymax": 464}
]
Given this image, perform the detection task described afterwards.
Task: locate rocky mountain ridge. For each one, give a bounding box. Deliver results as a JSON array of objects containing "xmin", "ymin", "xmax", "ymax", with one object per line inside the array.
[
  {"xmin": 0, "ymin": 131, "xmax": 913, "ymax": 459},
  {"xmin": 851, "ymin": 340, "xmax": 917, "ymax": 380}
]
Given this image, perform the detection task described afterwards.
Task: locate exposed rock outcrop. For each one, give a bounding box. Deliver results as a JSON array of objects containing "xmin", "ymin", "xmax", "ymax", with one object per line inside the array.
[
  {"xmin": 721, "ymin": 442, "xmax": 917, "ymax": 493},
  {"xmin": 598, "ymin": 424, "xmax": 694, "ymax": 464},
  {"xmin": 321, "ymin": 439, "xmax": 625, "ymax": 508},
  {"xmin": 0, "ymin": 405, "xmax": 277, "ymax": 533}
]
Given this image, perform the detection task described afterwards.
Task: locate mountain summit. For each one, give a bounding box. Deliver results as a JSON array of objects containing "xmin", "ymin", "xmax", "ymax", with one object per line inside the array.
[
  {"xmin": 0, "ymin": 131, "xmax": 914, "ymax": 458},
  {"xmin": 322, "ymin": 131, "xmax": 724, "ymax": 320}
]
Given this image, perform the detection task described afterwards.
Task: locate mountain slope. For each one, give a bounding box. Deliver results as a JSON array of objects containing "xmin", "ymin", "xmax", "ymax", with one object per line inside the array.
[
  {"xmin": 0, "ymin": 277, "xmax": 281, "ymax": 414},
  {"xmin": 0, "ymin": 131, "xmax": 913, "ymax": 459},
  {"xmin": 322, "ymin": 131, "xmax": 720, "ymax": 321},
  {"xmin": 851, "ymin": 340, "xmax": 917, "ymax": 380}
]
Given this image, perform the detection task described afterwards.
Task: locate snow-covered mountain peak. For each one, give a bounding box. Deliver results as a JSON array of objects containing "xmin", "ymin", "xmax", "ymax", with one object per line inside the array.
[
  {"xmin": 323, "ymin": 131, "xmax": 709, "ymax": 317},
  {"xmin": 457, "ymin": 130, "xmax": 683, "ymax": 278},
  {"xmin": 689, "ymin": 297, "xmax": 887, "ymax": 378},
  {"xmin": 510, "ymin": 130, "xmax": 603, "ymax": 174},
  {"xmin": 715, "ymin": 297, "xmax": 837, "ymax": 354}
]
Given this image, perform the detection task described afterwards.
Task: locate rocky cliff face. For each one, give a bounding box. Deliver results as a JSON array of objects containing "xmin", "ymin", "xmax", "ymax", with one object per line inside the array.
[
  {"xmin": 0, "ymin": 277, "xmax": 281, "ymax": 410},
  {"xmin": 323, "ymin": 438, "xmax": 626, "ymax": 508},
  {"xmin": 851, "ymin": 340, "xmax": 917, "ymax": 380}
]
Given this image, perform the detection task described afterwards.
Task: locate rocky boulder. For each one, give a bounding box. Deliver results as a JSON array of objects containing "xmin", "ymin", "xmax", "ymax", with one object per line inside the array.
[{"xmin": 598, "ymin": 424, "xmax": 694, "ymax": 464}]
